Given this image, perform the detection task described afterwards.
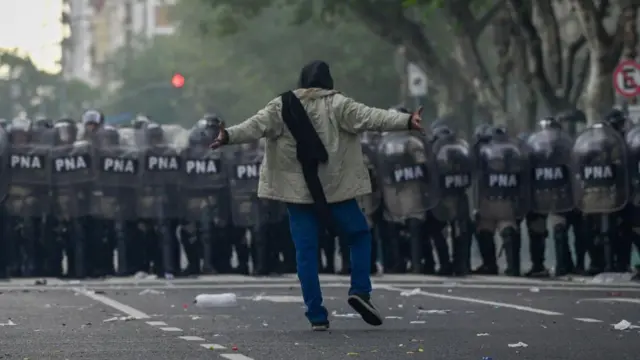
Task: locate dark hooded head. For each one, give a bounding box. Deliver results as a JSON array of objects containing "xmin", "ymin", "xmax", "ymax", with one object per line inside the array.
[{"xmin": 298, "ymin": 60, "xmax": 334, "ymax": 90}]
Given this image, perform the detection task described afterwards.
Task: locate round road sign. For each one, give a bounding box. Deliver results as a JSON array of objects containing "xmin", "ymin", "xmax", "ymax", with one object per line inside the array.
[{"xmin": 613, "ymin": 60, "xmax": 640, "ymax": 97}]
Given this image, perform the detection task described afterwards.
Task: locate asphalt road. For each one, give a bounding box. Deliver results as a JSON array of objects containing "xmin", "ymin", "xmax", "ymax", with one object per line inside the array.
[{"xmin": 1, "ymin": 275, "xmax": 639, "ymax": 360}]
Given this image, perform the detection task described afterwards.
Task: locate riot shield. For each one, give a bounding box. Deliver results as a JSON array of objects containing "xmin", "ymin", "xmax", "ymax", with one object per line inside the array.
[
  {"xmin": 356, "ymin": 143, "xmax": 382, "ymax": 221},
  {"xmin": 50, "ymin": 140, "xmax": 95, "ymax": 218},
  {"xmin": 138, "ymin": 145, "xmax": 182, "ymax": 219},
  {"xmin": 474, "ymin": 137, "xmax": 530, "ymax": 220},
  {"xmin": 0, "ymin": 129, "xmax": 7, "ymax": 203},
  {"xmin": 228, "ymin": 147, "xmax": 262, "ymax": 228},
  {"xmin": 571, "ymin": 123, "xmax": 628, "ymax": 214},
  {"xmin": 378, "ymin": 132, "xmax": 439, "ymax": 222},
  {"xmin": 90, "ymin": 143, "xmax": 140, "ymax": 220},
  {"xmin": 5, "ymin": 143, "xmax": 51, "ymax": 217},
  {"xmin": 431, "ymin": 135, "xmax": 472, "ymax": 222},
  {"xmin": 180, "ymin": 145, "xmax": 229, "ymax": 225},
  {"xmin": 527, "ymin": 127, "xmax": 574, "ymax": 214},
  {"xmin": 625, "ymin": 125, "xmax": 640, "ymax": 206}
]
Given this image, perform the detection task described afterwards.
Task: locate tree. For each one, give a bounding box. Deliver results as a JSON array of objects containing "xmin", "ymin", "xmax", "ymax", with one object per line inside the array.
[
  {"xmin": 172, "ymin": 0, "xmax": 410, "ymax": 124},
  {"xmin": 0, "ymin": 50, "xmax": 98, "ymax": 120},
  {"xmin": 190, "ymin": 0, "xmax": 512, "ymax": 134},
  {"xmin": 99, "ymin": 37, "xmax": 199, "ymax": 125}
]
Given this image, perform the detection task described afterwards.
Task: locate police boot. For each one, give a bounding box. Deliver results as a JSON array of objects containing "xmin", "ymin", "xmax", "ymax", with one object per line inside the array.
[
  {"xmin": 452, "ymin": 221, "xmax": 472, "ymax": 276},
  {"xmin": 552, "ymin": 223, "xmax": 572, "ymax": 276},
  {"xmin": 339, "ymin": 236, "xmax": 351, "ymax": 275},
  {"xmin": 501, "ymin": 226, "xmax": 521, "ymax": 277},
  {"xmin": 234, "ymin": 232, "xmax": 251, "ymax": 275},
  {"xmin": 472, "ymin": 230, "xmax": 499, "ymax": 275},
  {"xmin": 384, "ymin": 222, "xmax": 405, "ymax": 273},
  {"xmin": 432, "ymin": 231, "xmax": 452, "ymax": 276},
  {"xmin": 406, "ymin": 219, "xmax": 425, "ymax": 274},
  {"xmin": 614, "ymin": 228, "xmax": 632, "ymax": 273},
  {"xmin": 253, "ymin": 225, "xmax": 270, "ymax": 276},
  {"xmin": 524, "ymin": 236, "xmax": 549, "ymax": 278}
]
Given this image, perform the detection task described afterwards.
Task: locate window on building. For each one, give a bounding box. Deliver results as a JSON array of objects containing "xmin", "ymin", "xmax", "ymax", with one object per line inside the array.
[{"xmin": 154, "ymin": 4, "xmax": 173, "ymax": 28}]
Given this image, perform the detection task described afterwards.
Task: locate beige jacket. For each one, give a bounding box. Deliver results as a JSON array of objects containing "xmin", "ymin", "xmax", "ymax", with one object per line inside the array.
[{"xmin": 225, "ymin": 88, "xmax": 410, "ymax": 204}]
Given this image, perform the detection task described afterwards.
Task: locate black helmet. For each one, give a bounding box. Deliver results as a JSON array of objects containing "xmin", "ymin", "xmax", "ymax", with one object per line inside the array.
[
  {"xmin": 33, "ymin": 117, "xmax": 53, "ymax": 130},
  {"xmin": 604, "ymin": 108, "xmax": 627, "ymax": 133},
  {"xmin": 82, "ymin": 110, "xmax": 104, "ymax": 125},
  {"xmin": 538, "ymin": 116, "xmax": 561, "ymax": 130},
  {"xmin": 196, "ymin": 113, "xmax": 223, "ymax": 128},
  {"xmin": 53, "ymin": 119, "xmax": 78, "ymax": 144},
  {"xmin": 145, "ymin": 122, "xmax": 164, "ymax": 144},
  {"xmin": 473, "ymin": 123, "xmax": 493, "ymax": 144},
  {"xmin": 132, "ymin": 114, "xmax": 151, "ymax": 129}
]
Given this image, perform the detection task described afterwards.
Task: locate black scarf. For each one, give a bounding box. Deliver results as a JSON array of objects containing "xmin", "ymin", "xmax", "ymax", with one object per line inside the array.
[{"xmin": 280, "ymin": 90, "xmax": 336, "ymax": 237}]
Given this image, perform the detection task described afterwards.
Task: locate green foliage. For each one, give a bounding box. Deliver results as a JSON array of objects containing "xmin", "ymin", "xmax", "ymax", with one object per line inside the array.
[
  {"xmin": 100, "ymin": 37, "xmax": 199, "ymax": 125},
  {"xmin": 0, "ymin": 50, "xmax": 98, "ymax": 119},
  {"xmin": 165, "ymin": 1, "xmax": 400, "ymax": 124}
]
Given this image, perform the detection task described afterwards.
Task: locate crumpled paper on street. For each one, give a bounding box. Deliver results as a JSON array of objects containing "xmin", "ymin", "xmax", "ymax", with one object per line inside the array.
[
  {"xmin": 508, "ymin": 342, "xmax": 528, "ymax": 348},
  {"xmin": 613, "ymin": 320, "xmax": 640, "ymax": 330},
  {"xmin": 400, "ymin": 288, "xmax": 421, "ymax": 297},
  {"xmin": 139, "ymin": 289, "xmax": 164, "ymax": 296},
  {"xmin": 0, "ymin": 319, "xmax": 16, "ymax": 326}
]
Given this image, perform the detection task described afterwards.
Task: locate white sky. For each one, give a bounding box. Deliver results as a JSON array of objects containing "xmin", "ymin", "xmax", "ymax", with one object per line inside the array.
[{"xmin": 0, "ymin": 0, "xmax": 63, "ymax": 73}]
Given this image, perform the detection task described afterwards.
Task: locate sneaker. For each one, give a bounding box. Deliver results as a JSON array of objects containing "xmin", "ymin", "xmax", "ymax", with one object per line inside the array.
[
  {"xmin": 311, "ymin": 321, "xmax": 330, "ymax": 331},
  {"xmin": 347, "ymin": 294, "xmax": 383, "ymax": 326}
]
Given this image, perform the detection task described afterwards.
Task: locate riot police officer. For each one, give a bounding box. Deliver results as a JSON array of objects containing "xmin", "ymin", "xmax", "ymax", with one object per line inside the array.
[{"xmin": 474, "ymin": 125, "xmax": 530, "ymax": 276}]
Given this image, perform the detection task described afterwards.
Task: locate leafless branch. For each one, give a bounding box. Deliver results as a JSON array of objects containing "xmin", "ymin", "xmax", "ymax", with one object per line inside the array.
[
  {"xmin": 570, "ymin": 53, "xmax": 590, "ymax": 104},
  {"xmin": 535, "ymin": 0, "xmax": 563, "ymax": 87},
  {"xmin": 561, "ymin": 36, "xmax": 586, "ymax": 99}
]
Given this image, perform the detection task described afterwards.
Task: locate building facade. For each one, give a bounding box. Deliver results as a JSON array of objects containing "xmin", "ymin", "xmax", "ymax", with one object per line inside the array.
[{"xmin": 61, "ymin": 0, "xmax": 177, "ymax": 87}]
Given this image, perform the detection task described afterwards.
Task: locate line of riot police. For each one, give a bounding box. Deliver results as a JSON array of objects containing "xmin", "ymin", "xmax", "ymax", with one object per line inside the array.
[
  {"xmin": 1, "ymin": 107, "xmax": 639, "ymax": 280},
  {"xmin": 357, "ymin": 107, "xmax": 639, "ymax": 279},
  {"xmin": 0, "ymin": 112, "xmax": 298, "ymax": 279}
]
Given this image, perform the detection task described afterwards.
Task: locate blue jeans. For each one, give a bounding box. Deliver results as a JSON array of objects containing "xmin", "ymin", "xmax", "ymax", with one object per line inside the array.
[{"xmin": 287, "ymin": 199, "xmax": 373, "ymax": 324}]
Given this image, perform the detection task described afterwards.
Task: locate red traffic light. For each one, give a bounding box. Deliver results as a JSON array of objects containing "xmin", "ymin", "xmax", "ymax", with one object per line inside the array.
[{"xmin": 171, "ymin": 73, "xmax": 185, "ymax": 88}]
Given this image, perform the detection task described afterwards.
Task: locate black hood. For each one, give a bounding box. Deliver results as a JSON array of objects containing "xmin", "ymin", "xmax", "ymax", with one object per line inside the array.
[{"xmin": 298, "ymin": 60, "xmax": 334, "ymax": 90}]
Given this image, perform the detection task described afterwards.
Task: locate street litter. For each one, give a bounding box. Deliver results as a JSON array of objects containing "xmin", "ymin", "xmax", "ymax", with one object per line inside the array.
[
  {"xmin": 410, "ymin": 321, "xmax": 426, "ymax": 324},
  {"xmin": 385, "ymin": 316, "xmax": 403, "ymax": 319},
  {"xmin": 477, "ymin": 333, "xmax": 490, "ymax": 336},
  {"xmin": 400, "ymin": 288, "xmax": 421, "ymax": 297},
  {"xmin": 613, "ymin": 320, "xmax": 640, "ymax": 330},
  {"xmin": 194, "ymin": 293, "xmax": 238, "ymax": 308},
  {"xmin": 103, "ymin": 316, "xmax": 135, "ymax": 322},
  {"xmin": 190, "ymin": 316, "xmax": 201, "ymax": 320},
  {"xmin": 508, "ymin": 342, "xmax": 528, "ymax": 348},
  {"xmin": 0, "ymin": 320, "xmax": 16, "ymax": 326},
  {"xmin": 331, "ymin": 310, "xmax": 360, "ymax": 318},
  {"xmin": 417, "ymin": 309, "xmax": 450, "ymax": 314},
  {"xmin": 139, "ymin": 289, "xmax": 164, "ymax": 296},
  {"xmin": 529, "ymin": 287, "xmax": 540, "ymax": 293}
]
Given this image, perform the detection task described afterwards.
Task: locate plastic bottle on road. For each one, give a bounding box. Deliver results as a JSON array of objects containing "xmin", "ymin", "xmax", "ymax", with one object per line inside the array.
[{"xmin": 194, "ymin": 293, "xmax": 238, "ymax": 308}]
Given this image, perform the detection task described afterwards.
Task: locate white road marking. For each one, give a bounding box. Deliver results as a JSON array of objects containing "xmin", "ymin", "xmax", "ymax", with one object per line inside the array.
[
  {"xmin": 220, "ymin": 354, "xmax": 254, "ymax": 360},
  {"xmin": 382, "ymin": 285, "xmax": 563, "ymax": 316},
  {"xmin": 7, "ymin": 282, "xmax": 618, "ymax": 292},
  {"xmin": 577, "ymin": 297, "xmax": 640, "ymax": 305},
  {"xmin": 179, "ymin": 336, "xmax": 205, "ymax": 341},
  {"xmin": 201, "ymin": 344, "xmax": 226, "ymax": 350},
  {"xmin": 160, "ymin": 327, "xmax": 182, "ymax": 332},
  {"xmin": 146, "ymin": 321, "xmax": 167, "ymax": 326},
  {"xmin": 72, "ymin": 287, "xmax": 150, "ymax": 319},
  {"xmin": 574, "ymin": 318, "xmax": 603, "ymax": 323}
]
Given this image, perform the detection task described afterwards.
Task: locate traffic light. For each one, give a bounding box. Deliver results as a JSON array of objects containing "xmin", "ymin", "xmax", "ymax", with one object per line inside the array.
[{"xmin": 171, "ymin": 73, "xmax": 185, "ymax": 88}]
